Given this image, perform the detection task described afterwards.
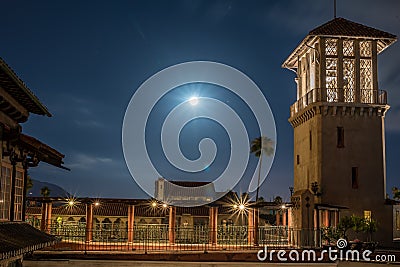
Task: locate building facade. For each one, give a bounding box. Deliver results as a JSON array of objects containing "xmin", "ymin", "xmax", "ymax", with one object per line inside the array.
[{"xmin": 0, "ymin": 57, "xmax": 66, "ymax": 266}]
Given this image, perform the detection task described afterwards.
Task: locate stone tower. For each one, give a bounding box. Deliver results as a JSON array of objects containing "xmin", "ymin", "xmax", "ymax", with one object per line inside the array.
[{"xmin": 282, "ymin": 18, "xmax": 397, "ymax": 246}]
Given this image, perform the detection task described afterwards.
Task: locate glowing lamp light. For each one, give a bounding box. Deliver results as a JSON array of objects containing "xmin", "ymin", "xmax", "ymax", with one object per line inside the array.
[
  {"xmin": 281, "ymin": 204, "xmax": 286, "ymax": 209},
  {"xmin": 162, "ymin": 203, "xmax": 168, "ymax": 208},
  {"xmin": 239, "ymin": 204, "xmax": 245, "ymax": 210},
  {"xmin": 233, "ymin": 204, "xmax": 238, "ymax": 209},
  {"xmin": 189, "ymin": 96, "xmax": 199, "ymax": 106},
  {"xmin": 94, "ymin": 202, "xmax": 100, "ymax": 207},
  {"xmin": 68, "ymin": 200, "xmax": 75, "ymax": 207},
  {"xmin": 151, "ymin": 202, "xmax": 157, "ymax": 208}
]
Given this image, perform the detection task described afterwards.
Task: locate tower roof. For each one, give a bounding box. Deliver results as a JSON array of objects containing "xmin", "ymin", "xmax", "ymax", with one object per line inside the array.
[
  {"xmin": 309, "ymin": 17, "xmax": 396, "ymax": 39},
  {"xmin": 282, "ymin": 17, "xmax": 397, "ymax": 69}
]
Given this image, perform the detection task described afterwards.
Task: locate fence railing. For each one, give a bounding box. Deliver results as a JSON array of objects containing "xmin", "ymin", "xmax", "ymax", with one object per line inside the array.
[
  {"xmin": 32, "ymin": 222, "xmax": 322, "ymax": 251},
  {"xmin": 290, "ymin": 88, "xmax": 387, "ymax": 116}
]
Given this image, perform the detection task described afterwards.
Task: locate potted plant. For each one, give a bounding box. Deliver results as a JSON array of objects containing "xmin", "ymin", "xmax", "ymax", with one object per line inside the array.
[
  {"xmin": 362, "ymin": 219, "xmax": 378, "ymax": 252},
  {"xmin": 321, "ymin": 226, "xmax": 340, "ymax": 248}
]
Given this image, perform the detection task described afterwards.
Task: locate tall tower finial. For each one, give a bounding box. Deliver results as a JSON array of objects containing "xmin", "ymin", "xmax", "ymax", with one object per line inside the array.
[{"xmin": 334, "ymin": 0, "xmax": 337, "ymax": 18}]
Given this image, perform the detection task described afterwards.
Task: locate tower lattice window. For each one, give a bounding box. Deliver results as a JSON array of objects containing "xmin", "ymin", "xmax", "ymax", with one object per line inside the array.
[
  {"xmin": 325, "ymin": 38, "xmax": 337, "ymax": 56},
  {"xmin": 343, "ymin": 40, "xmax": 354, "ymax": 56},
  {"xmin": 326, "ymin": 58, "xmax": 338, "ymax": 102},
  {"xmin": 343, "ymin": 59, "xmax": 355, "ymax": 102},
  {"xmin": 360, "ymin": 41, "xmax": 372, "ymax": 57},
  {"xmin": 360, "ymin": 59, "xmax": 373, "ymax": 103}
]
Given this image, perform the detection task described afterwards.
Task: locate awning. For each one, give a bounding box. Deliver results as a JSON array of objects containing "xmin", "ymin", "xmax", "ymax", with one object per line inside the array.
[
  {"xmin": 0, "ymin": 222, "xmax": 58, "ymax": 260},
  {"xmin": 18, "ymin": 133, "xmax": 69, "ymax": 170}
]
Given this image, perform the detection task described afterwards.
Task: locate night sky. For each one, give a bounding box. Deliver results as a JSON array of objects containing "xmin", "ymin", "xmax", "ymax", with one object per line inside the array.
[{"xmin": 1, "ymin": 0, "xmax": 399, "ymax": 201}]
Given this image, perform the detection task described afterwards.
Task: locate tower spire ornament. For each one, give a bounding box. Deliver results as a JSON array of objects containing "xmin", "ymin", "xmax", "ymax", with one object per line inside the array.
[{"xmin": 334, "ymin": 0, "xmax": 337, "ymax": 18}]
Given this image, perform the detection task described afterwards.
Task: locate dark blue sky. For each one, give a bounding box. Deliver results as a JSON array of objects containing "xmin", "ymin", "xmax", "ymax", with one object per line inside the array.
[{"xmin": 1, "ymin": 0, "xmax": 399, "ymax": 201}]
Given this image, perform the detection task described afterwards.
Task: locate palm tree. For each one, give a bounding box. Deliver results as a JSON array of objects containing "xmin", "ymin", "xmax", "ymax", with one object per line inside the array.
[
  {"xmin": 250, "ymin": 136, "xmax": 274, "ymax": 202},
  {"xmin": 26, "ymin": 175, "xmax": 33, "ymax": 194},
  {"xmin": 40, "ymin": 186, "xmax": 50, "ymax": 198}
]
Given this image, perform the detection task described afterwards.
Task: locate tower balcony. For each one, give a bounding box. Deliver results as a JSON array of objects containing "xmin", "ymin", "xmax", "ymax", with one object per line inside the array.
[{"xmin": 290, "ymin": 88, "xmax": 387, "ymax": 117}]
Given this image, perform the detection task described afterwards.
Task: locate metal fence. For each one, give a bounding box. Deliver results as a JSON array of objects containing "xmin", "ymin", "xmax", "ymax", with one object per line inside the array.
[{"xmin": 34, "ymin": 222, "xmax": 321, "ymax": 252}]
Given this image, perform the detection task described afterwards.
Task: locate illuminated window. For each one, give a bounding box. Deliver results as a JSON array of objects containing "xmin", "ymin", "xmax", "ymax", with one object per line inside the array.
[
  {"xmin": 360, "ymin": 59, "xmax": 373, "ymax": 103},
  {"xmin": 396, "ymin": 210, "xmax": 400, "ymax": 230},
  {"xmin": 343, "ymin": 59, "xmax": 355, "ymax": 102},
  {"xmin": 360, "ymin": 41, "xmax": 372, "ymax": 57},
  {"xmin": 0, "ymin": 166, "xmax": 12, "ymax": 220},
  {"xmin": 325, "ymin": 38, "xmax": 337, "ymax": 56},
  {"xmin": 343, "ymin": 40, "xmax": 354, "ymax": 56},
  {"xmin": 326, "ymin": 58, "xmax": 338, "ymax": 102},
  {"xmin": 364, "ymin": 210, "xmax": 371, "ymax": 221}
]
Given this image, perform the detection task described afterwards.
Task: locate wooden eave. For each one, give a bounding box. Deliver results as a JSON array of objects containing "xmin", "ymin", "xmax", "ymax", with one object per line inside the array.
[{"xmin": 0, "ymin": 57, "xmax": 51, "ymax": 117}]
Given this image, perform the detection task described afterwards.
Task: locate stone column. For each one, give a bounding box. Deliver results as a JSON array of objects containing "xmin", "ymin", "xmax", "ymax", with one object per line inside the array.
[
  {"xmin": 46, "ymin": 202, "xmax": 52, "ymax": 233},
  {"xmin": 287, "ymin": 208, "xmax": 293, "ymax": 246},
  {"xmin": 209, "ymin": 207, "xmax": 218, "ymax": 245},
  {"xmin": 168, "ymin": 206, "xmax": 176, "ymax": 245},
  {"xmin": 334, "ymin": 210, "xmax": 339, "ymax": 227},
  {"xmin": 323, "ymin": 210, "xmax": 330, "ymax": 227},
  {"xmin": 253, "ymin": 208, "xmax": 259, "ymax": 246},
  {"xmin": 85, "ymin": 203, "xmax": 93, "ymax": 242},
  {"xmin": 248, "ymin": 208, "xmax": 254, "ymax": 245},
  {"xmin": 287, "ymin": 208, "xmax": 292, "ymax": 228},
  {"xmin": 127, "ymin": 205, "xmax": 135, "ymax": 244},
  {"xmin": 276, "ymin": 211, "xmax": 280, "ymax": 226},
  {"xmin": 40, "ymin": 202, "xmax": 47, "ymax": 231},
  {"xmin": 282, "ymin": 209, "xmax": 287, "ymax": 226}
]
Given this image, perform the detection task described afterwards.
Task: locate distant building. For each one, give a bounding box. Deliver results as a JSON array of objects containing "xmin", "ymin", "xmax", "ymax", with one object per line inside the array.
[
  {"xmin": 154, "ymin": 178, "xmax": 220, "ymax": 206},
  {"xmin": 283, "ymin": 17, "xmax": 398, "ymax": 246},
  {"xmin": 0, "ymin": 57, "xmax": 67, "ymax": 266}
]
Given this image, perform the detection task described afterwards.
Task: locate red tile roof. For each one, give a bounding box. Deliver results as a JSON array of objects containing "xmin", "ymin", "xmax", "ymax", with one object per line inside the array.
[
  {"xmin": 0, "ymin": 222, "xmax": 57, "ymax": 260},
  {"xmin": 0, "ymin": 57, "xmax": 51, "ymax": 117}
]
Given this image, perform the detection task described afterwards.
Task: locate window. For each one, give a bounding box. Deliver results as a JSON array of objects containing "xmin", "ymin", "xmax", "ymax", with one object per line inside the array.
[
  {"xmin": 337, "ymin": 127, "xmax": 344, "ymax": 148},
  {"xmin": 309, "ymin": 130, "xmax": 312, "ymax": 150},
  {"xmin": 364, "ymin": 210, "xmax": 371, "ymax": 221},
  {"xmin": 360, "ymin": 41, "xmax": 372, "ymax": 57},
  {"xmin": 14, "ymin": 170, "xmax": 24, "ymax": 221},
  {"xmin": 0, "ymin": 166, "xmax": 12, "ymax": 220},
  {"xmin": 296, "ymin": 155, "xmax": 300, "ymax": 165},
  {"xmin": 352, "ymin": 167, "xmax": 359, "ymax": 189},
  {"xmin": 396, "ymin": 210, "xmax": 400, "ymax": 231},
  {"xmin": 343, "ymin": 40, "xmax": 354, "ymax": 56},
  {"xmin": 343, "ymin": 59, "xmax": 355, "ymax": 102}
]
